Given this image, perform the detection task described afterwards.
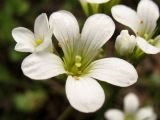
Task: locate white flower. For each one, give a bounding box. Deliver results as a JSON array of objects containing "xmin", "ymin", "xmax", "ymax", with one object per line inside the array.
[
  {"xmin": 19, "ymin": 11, "xmax": 138, "ymax": 113},
  {"xmin": 105, "ymin": 93, "xmax": 157, "ymax": 120},
  {"xmin": 112, "ymin": 0, "xmax": 160, "ymax": 54},
  {"xmin": 115, "ymin": 30, "xmax": 136, "ymax": 56},
  {"xmin": 12, "ymin": 13, "xmax": 53, "ymax": 53}
]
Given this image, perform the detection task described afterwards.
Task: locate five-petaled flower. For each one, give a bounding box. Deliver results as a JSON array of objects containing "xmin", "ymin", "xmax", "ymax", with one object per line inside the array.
[
  {"xmin": 12, "ymin": 13, "xmax": 53, "ymax": 53},
  {"xmin": 12, "ymin": 10, "xmax": 138, "ymax": 113},
  {"xmin": 112, "ymin": 0, "xmax": 160, "ymax": 54},
  {"xmin": 105, "ymin": 93, "xmax": 157, "ymax": 120}
]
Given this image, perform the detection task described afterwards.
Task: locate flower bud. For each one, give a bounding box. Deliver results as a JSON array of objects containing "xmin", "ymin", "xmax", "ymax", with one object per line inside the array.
[{"xmin": 115, "ymin": 30, "xmax": 136, "ymax": 56}]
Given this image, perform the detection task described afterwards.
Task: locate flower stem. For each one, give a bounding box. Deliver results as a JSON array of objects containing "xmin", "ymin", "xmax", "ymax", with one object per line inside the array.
[{"xmin": 57, "ymin": 106, "xmax": 73, "ymax": 120}]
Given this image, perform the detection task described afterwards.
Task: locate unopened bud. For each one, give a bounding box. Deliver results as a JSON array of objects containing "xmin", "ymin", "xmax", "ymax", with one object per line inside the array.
[{"xmin": 115, "ymin": 30, "xmax": 136, "ymax": 56}]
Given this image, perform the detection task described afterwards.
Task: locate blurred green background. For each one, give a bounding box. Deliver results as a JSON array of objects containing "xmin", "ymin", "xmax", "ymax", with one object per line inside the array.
[{"xmin": 0, "ymin": 0, "xmax": 160, "ymax": 119}]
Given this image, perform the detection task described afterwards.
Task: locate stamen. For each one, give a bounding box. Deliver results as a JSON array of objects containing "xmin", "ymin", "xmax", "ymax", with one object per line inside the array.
[
  {"xmin": 75, "ymin": 55, "xmax": 82, "ymax": 68},
  {"xmin": 144, "ymin": 34, "xmax": 149, "ymax": 40},
  {"xmin": 67, "ymin": 71, "xmax": 73, "ymax": 75},
  {"xmin": 74, "ymin": 76, "xmax": 80, "ymax": 80},
  {"xmin": 36, "ymin": 39, "xmax": 43, "ymax": 46},
  {"xmin": 75, "ymin": 55, "xmax": 82, "ymax": 62},
  {"xmin": 140, "ymin": 20, "xmax": 144, "ymax": 24},
  {"xmin": 65, "ymin": 55, "xmax": 83, "ymax": 77},
  {"xmin": 75, "ymin": 63, "xmax": 81, "ymax": 68}
]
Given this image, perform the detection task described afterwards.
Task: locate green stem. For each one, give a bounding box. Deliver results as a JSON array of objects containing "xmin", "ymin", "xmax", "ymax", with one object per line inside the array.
[
  {"xmin": 57, "ymin": 106, "xmax": 73, "ymax": 120},
  {"xmin": 79, "ymin": 0, "xmax": 89, "ymax": 16},
  {"xmin": 91, "ymin": 4, "xmax": 99, "ymax": 14},
  {"xmin": 129, "ymin": 47, "xmax": 146, "ymax": 66}
]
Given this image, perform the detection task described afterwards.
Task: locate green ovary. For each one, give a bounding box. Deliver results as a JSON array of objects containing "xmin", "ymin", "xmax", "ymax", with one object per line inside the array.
[
  {"xmin": 64, "ymin": 55, "xmax": 86, "ymax": 78},
  {"xmin": 125, "ymin": 114, "xmax": 136, "ymax": 120}
]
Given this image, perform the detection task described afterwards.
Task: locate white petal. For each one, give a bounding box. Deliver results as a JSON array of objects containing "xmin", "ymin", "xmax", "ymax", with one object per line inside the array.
[
  {"xmin": 80, "ymin": 14, "xmax": 115, "ymax": 64},
  {"xmin": 124, "ymin": 93, "xmax": 139, "ymax": 114},
  {"xmin": 21, "ymin": 53, "xmax": 66, "ymax": 80},
  {"xmin": 12, "ymin": 27, "xmax": 35, "ymax": 52},
  {"xmin": 104, "ymin": 109, "xmax": 124, "ymax": 120},
  {"xmin": 155, "ymin": 35, "xmax": 160, "ymax": 40},
  {"xmin": 49, "ymin": 10, "xmax": 80, "ymax": 61},
  {"xmin": 34, "ymin": 13, "xmax": 49, "ymax": 39},
  {"xmin": 155, "ymin": 35, "xmax": 160, "ymax": 48},
  {"xmin": 136, "ymin": 37, "xmax": 160, "ymax": 54},
  {"xmin": 86, "ymin": 0, "xmax": 110, "ymax": 4},
  {"xmin": 136, "ymin": 107, "xmax": 157, "ymax": 120},
  {"xmin": 155, "ymin": 35, "xmax": 160, "ymax": 41},
  {"xmin": 137, "ymin": 0, "xmax": 159, "ymax": 36},
  {"xmin": 14, "ymin": 43, "xmax": 34, "ymax": 53},
  {"xmin": 65, "ymin": 76, "xmax": 105, "ymax": 113},
  {"xmin": 87, "ymin": 58, "xmax": 138, "ymax": 87},
  {"xmin": 111, "ymin": 5, "xmax": 139, "ymax": 33}
]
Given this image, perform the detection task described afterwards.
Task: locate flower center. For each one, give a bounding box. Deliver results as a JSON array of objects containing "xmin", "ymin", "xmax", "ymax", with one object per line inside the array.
[
  {"xmin": 65, "ymin": 55, "xmax": 88, "ymax": 78},
  {"xmin": 125, "ymin": 114, "xmax": 136, "ymax": 120},
  {"xmin": 36, "ymin": 39, "xmax": 43, "ymax": 46}
]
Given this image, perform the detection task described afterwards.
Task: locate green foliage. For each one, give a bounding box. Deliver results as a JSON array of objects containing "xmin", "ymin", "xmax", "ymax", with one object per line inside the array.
[
  {"xmin": 0, "ymin": 63, "xmax": 15, "ymax": 82},
  {"xmin": 13, "ymin": 90, "xmax": 47, "ymax": 112},
  {"xmin": 0, "ymin": 0, "xmax": 29, "ymax": 43}
]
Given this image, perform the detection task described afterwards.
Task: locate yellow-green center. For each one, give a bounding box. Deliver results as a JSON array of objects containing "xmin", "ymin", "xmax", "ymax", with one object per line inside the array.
[
  {"xmin": 125, "ymin": 114, "xmax": 136, "ymax": 120},
  {"xmin": 36, "ymin": 39, "xmax": 43, "ymax": 46},
  {"xmin": 65, "ymin": 55, "xmax": 89, "ymax": 79}
]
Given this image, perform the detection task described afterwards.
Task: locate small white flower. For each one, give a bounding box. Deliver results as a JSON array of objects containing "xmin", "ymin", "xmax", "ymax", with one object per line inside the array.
[
  {"xmin": 115, "ymin": 30, "xmax": 136, "ymax": 56},
  {"xmin": 12, "ymin": 13, "xmax": 53, "ymax": 53},
  {"xmin": 112, "ymin": 0, "xmax": 160, "ymax": 54},
  {"xmin": 17, "ymin": 11, "xmax": 138, "ymax": 113},
  {"xmin": 105, "ymin": 93, "xmax": 157, "ymax": 120}
]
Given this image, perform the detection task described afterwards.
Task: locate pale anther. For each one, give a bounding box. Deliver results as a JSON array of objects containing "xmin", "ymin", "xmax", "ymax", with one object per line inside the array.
[
  {"xmin": 74, "ymin": 76, "xmax": 80, "ymax": 80},
  {"xmin": 144, "ymin": 33, "xmax": 149, "ymax": 40},
  {"xmin": 75, "ymin": 63, "xmax": 82, "ymax": 68},
  {"xmin": 75, "ymin": 55, "xmax": 82, "ymax": 62}
]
